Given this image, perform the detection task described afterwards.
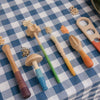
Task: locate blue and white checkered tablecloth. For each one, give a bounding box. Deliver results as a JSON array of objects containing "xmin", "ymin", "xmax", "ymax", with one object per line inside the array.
[{"xmin": 0, "ymin": 0, "xmax": 100, "ymax": 100}]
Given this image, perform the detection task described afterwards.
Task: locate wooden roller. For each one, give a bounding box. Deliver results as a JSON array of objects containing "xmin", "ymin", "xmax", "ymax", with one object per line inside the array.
[{"xmin": 2, "ymin": 45, "xmax": 31, "ymax": 99}]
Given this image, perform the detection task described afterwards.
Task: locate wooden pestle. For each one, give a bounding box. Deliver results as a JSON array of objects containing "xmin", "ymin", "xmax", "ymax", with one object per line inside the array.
[{"xmin": 2, "ymin": 45, "xmax": 31, "ymax": 99}]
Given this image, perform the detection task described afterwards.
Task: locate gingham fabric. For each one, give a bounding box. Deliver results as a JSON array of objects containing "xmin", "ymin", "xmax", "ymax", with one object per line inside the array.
[{"xmin": 0, "ymin": 0, "xmax": 100, "ymax": 100}]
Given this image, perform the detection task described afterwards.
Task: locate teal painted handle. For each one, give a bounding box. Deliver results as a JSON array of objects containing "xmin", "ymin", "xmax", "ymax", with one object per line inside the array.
[
  {"xmin": 40, "ymin": 45, "xmax": 60, "ymax": 83},
  {"xmin": 35, "ymin": 69, "xmax": 48, "ymax": 91}
]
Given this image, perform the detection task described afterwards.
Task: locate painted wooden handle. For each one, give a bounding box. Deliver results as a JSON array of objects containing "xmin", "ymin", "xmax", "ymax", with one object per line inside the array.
[
  {"xmin": 40, "ymin": 45, "xmax": 60, "ymax": 83},
  {"xmin": 51, "ymin": 35, "xmax": 76, "ymax": 76},
  {"xmin": 64, "ymin": 57, "xmax": 76, "ymax": 76},
  {"xmin": 15, "ymin": 71, "xmax": 31, "ymax": 98},
  {"xmin": 35, "ymin": 68, "xmax": 48, "ymax": 91},
  {"xmin": 2, "ymin": 45, "xmax": 31, "ymax": 98},
  {"xmin": 79, "ymin": 50, "xmax": 93, "ymax": 68},
  {"xmin": 92, "ymin": 41, "xmax": 100, "ymax": 52}
]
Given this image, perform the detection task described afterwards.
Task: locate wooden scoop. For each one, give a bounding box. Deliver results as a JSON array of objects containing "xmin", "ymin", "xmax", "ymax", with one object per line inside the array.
[{"xmin": 69, "ymin": 35, "xmax": 93, "ymax": 68}]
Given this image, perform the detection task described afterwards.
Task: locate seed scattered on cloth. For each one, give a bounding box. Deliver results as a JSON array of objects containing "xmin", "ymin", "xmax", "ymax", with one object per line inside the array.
[
  {"xmin": 60, "ymin": 25, "xmax": 69, "ymax": 34},
  {"xmin": 45, "ymin": 27, "xmax": 52, "ymax": 34},
  {"xmin": 0, "ymin": 36, "xmax": 5, "ymax": 45},
  {"xmin": 21, "ymin": 47, "xmax": 30, "ymax": 57},
  {"xmin": 69, "ymin": 6, "xmax": 79, "ymax": 15}
]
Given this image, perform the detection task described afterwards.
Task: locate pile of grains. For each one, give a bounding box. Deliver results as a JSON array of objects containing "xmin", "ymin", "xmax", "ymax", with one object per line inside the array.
[
  {"xmin": 21, "ymin": 47, "xmax": 30, "ymax": 57},
  {"xmin": 69, "ymin": 6, "xmax": 79, "ymax": 15},
  {"xmin": 0, "ymin": 36, "xmax": 5, "ymax": 45},
  {"xmin": 45, "ymin": 27, "xmax": 52, "ymax": 34}
]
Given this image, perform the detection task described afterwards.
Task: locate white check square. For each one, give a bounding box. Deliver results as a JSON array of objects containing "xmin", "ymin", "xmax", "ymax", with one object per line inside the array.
[
  {"xmin": 11, "ymin": 21, "xmax": 19, "ymax": 28},
  {"xmin": 39, "ymin": 12, "xmax": 47, "ymax": 18},
  {"xmin": 82, "ymin": 79, "xmax": 92, "ymax": 88},
  {"xmin": 16, "ymin": 32, "xmax": 25, "ymax": 39},
  {"xmin": 6, "ymin": 12, "xmax": 15, "ymax": 18},
  {"xmin": 20, "ymin": 7, "xmax": 29, "ymax": 14},
  {"xmin": 48, "ymin": 95, "xmax": 59, "ymax": 100},
  {"xmin": 0, "ymin": 81, "xmax": 10, "ymax": 92},
  {"xmin": 15, "ymin": 0, "xmax": 23, "ymax": 4},
  {"xmin": 52, "ymin": 7, "xmax": 60, "ymax": 13},
  {"xmin": 0, "ymin": 26, "xmax": 5, "ymax": 33},
  {"xmin": 58, "ymin": 16, "xmax": 67, "ymax": 23},
  {"xmin": 1, "ymin": 3, "xmax": 10, "ymax": 9},
  {"xmin": 65, "ymin": 86, "xmax": 76, "ymax": 97},
  {"xmin": 0, "ymin": 67, "xmax": 5, "ymax": 76},
  {"xmin": 33, "ymin": 3, "xmax": 41, "ymax": 9},
  {"xmin": 59, "ymin": 72, "xmax": 68, "ymax": 82}
]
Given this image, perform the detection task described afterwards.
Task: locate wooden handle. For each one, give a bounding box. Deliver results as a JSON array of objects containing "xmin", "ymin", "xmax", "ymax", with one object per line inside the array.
[
  {"xmin": 51, "ymin": 35, "xmax": 76, "ymax": 76},
  {"xmin": 79, "ymin": 49, "xmax": 93, "ymax": 68},
  {"xmin": 32, "ymin": 61, "xmax": 48, "ymax": 90},
  {"xmin": 92, "ymin": 41, "xmax": 100, "ymax": 52},
  {"xmin": 35, "ymin": 68, "xmax": 48, "ymax": 91},
  {"xmin": 64, "ymin": 57, "xmax": 76, "ymax": 76},
  {"xmin": 2, "ymin": 45, "xmax": 31, "ymax": 98},
  {"xmin": 2, "ymin": 45, "xmax": 19, "ymax": 73},
  {"xmin": 34, "ymin": 32, "xmax": 41, "ymax": 45},
  {"xmin": 40, "ymin": 45, "xmax": 60, "ymax": 83},
  {"xmin": 15, "ymin": 71, "xmax": 31, "ymax": 98}
]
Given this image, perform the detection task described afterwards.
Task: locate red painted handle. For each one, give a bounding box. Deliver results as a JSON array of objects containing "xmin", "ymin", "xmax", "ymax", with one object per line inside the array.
[
  {"xmin": 15, "ymin": 71, "xmax": 31, "ymax": 98},
  {"xmin": 92, "ymin": 41, "xmax": 100, "ymax": 52}
]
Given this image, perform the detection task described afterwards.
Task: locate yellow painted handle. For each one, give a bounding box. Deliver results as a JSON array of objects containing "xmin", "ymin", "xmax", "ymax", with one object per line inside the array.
[
  {"xmin": 79, "ymin": 50, "xmax": 93, "ymax": 68},
  {"xmin": 64, "ymin": 57, "xmax": 76, "ymax": 76}
]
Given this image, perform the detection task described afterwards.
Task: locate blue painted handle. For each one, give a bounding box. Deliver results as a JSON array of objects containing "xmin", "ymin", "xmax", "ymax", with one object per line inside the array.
[{"xmin": 35, "ymin": 69, "xmax": 48, "ymax": 91}]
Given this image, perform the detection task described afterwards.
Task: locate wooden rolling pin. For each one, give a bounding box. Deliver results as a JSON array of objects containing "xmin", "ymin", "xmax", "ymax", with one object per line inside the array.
[{"xmin": 2, "ymin": 45, "xmax": 31, "ymax": 99}]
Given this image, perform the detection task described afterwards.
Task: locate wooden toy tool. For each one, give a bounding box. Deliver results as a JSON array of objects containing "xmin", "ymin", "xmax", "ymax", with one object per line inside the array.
[
  {"xmin": 69, "ymin": 35, "xmax": 93, "ymax": 68},
  {"xmin": 23, "ymin": 21, "xmax": 60, "ymax": 83},
  {"xmin": 51, "ymin": 35, "xmax": 76, "ymax": 76},
  {"xmin": 77, "ymin": 17, "xmax": 100, "ymax": 52},
  {"xmin": 25, "ymin": 54, "xmax": 48, "ymax": 91},
  {"xmin": 2, "ymin": 45, "xmax": 31, "ymax": 98}
]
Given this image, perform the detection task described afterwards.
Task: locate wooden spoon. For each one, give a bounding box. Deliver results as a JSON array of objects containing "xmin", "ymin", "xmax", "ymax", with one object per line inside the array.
[{"xmin": 69, "ymin": 35, "xmax": 93, "ymax": 68}]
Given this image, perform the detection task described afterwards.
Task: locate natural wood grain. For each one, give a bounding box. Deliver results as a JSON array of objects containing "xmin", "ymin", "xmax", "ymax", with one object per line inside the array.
[
  {"xmin": 25, "ymin": 54, "xmax": 43, "ymax": 67},
  {"xmin": 76, "ymin": 17, "xmax": 100, "ymax": 42},
  {"xmin": 2, "ymin": 45, "xmax": 19, "ymax": 73}
]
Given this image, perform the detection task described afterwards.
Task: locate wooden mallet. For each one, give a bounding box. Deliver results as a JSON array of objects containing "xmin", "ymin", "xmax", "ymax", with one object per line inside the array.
[
  {"xmin": 25, "ymin": 54, "xmax": 48, "ymax": 91},
  {"xmin": 23, "ymin": 21, "xmax": 60, "ymax": 83},
  {"xmin": 2, "ymin": 45, "xmax": 31, "ymax": 98}
]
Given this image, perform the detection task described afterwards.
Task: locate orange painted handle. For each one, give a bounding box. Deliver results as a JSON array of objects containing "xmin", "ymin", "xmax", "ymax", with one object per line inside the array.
[
  {"xmin": 79, "ymin": 50, "xmax": 93, "ymax": 68},
  {"xmin": 64, "ymin": 57, "xmax": 76, "ymax": 76}
]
